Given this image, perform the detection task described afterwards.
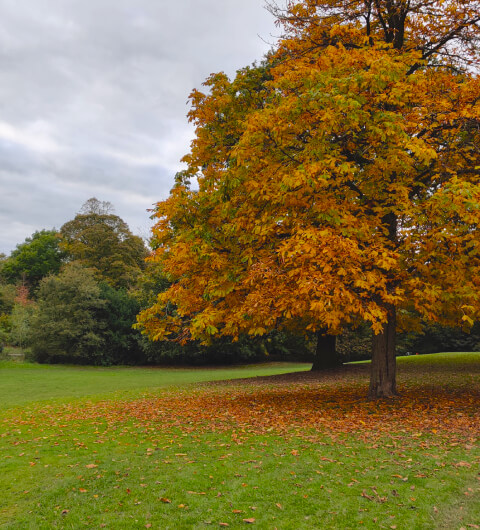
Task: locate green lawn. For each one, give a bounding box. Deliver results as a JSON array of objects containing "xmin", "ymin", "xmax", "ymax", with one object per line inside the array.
[
  {"xmin": 0, "ymin": 353, "xmax": 479, "ymax": 528},
  {"xmin": 0, "ymin": 361, "xmax": 310, "ymax": 409}
]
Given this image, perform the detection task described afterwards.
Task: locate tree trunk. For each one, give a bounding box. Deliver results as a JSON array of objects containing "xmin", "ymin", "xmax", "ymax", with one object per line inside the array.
[
  {"xmin": 311, "ymin": 332, "xmax": 340, "ymax": 371},
  {"xmin": 368, "ymin": 307, "xmax": 397, "ymax": 398}
]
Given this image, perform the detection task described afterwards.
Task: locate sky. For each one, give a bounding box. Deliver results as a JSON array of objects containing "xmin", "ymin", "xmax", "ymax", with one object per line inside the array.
[{"xmin": 0, "ymin": 0, "xmax": 281, "ymax": 255}]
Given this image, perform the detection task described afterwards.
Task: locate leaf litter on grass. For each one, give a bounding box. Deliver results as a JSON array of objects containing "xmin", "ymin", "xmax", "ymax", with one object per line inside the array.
[{"xmin": 5, "ymin": 362, "xmax": 479, "ymax": 445}]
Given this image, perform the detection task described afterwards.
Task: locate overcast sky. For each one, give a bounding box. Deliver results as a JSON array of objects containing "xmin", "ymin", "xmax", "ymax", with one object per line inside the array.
[{"xmin": 0, "ymin": 0, "xmax": 280, "ymax": 254}]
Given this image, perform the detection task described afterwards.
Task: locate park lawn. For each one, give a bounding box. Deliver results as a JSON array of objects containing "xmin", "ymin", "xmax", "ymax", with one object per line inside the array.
[
  {"xmin": 0, "ymin": 353, "xmax": 479, "ymax": 528},
  {"xmin": 0, "ymin": 361, "xmax": 310, "ymax": 409}
]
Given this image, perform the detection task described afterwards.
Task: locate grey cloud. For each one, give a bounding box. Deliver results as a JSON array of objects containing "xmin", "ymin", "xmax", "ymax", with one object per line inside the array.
[{"xmin": 0, "ymin": 0, "xmax": 279, "ymax": 253}]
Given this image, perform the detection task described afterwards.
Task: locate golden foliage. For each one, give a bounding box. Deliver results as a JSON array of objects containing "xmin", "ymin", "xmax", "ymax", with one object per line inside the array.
[{"xmin": 137, "ymin": 1, "xmax": 480, "ymax": 346}]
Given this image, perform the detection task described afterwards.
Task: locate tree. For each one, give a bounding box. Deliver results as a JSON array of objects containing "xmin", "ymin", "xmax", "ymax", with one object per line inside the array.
[
  {"xmin": 1, "ymin": 230, "xmax": 65, "ymax": 294},
  {"xmin": 29, "ymin": 263, "xmax": 147, "ymax": 365},
  {"xmin": 9, "ymin": 285, "xmax": 35, "ymax": 350},
  {"xmin": 29, "ymin": 263, "xmax": 106, "ymax": 364},
  {"xmin": 97, "ymin": 283, "xmax": 145, "ymax": 365},
  {"xmin": 137, "ymin": 1, "xmax": 480, "ymax": 397},
  {"xmin": 59, "ymin": 198, "xmax": 147, "ymax": 289}
]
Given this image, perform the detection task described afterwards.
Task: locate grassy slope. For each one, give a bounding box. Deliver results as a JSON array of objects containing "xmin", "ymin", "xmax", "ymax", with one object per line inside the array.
[{"xmin": 0, "ymin": 353, "xmax": 479, "ymax": 528}]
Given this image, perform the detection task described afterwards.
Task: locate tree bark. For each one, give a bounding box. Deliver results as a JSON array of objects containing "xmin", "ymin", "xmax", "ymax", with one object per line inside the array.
[
  {"xmin": 368, "ymin": 307, "xmax": 397, "ymax": 398},
  {"xmin": 311, "ymin": 332, "xmax": 340, "ymax": 371}
]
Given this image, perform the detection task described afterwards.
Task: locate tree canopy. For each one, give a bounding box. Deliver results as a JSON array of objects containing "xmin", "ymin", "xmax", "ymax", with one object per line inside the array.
[
  {"xmin": 30, "ymin": 263, "xmax": 106, "ymax": 364},
  {"xmin": 137, "ymin": 0, "xmax": 480, "ymax": 397},
  {"xmin": 0, "ymin": 229, "xmax": 65, "ymax": 293},
  {"xmin": 60, "ymin": 198, "xmax": 147, "ymax": 289}
]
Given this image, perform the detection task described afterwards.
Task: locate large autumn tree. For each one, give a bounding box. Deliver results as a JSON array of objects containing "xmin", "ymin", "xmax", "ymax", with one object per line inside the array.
[{"xmin": 138, "ymin": 0, "xmax": 480, "ymax": 397}]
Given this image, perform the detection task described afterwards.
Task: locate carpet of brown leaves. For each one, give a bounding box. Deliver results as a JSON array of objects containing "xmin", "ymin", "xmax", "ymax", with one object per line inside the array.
[{"xmin": 8, "ymin": 360, "xmax": 480, "ymax": 445}]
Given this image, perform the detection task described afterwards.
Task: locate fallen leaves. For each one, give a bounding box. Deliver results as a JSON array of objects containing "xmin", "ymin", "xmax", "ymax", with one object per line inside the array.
[
  {"xmin": 361, "ymin": 487, "xmax": 387, "ymax": 503},
  {"xmin": 5, "ymin": 363, "xmax": 480, "ymax": 447}
]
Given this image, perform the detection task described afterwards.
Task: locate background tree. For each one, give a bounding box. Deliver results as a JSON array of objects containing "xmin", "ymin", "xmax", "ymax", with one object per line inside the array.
[
  {"xmin": 29, "ymin": 263, "xmax": 106, "ymax": 364},
  {"xmin": 139, "ymin": 1, "xmax": 480, "ymax": 397},
  {"xmin": 9, "ymin": 284, "xmax": 35, "ymax": 350},
  {"xmin": 60, "ymin": 198, "xmax": 147, "ymax": 289},
  {"xmin": 0, "ymin": 230, "xmax": 65, "ymax": 294},
  {"xmin": 0, "ymin": 282, "xmax": 17, "ymax": 348},
  {"xmin": 29, "ymin": 262, "xmax": 147, "ymax": 366},
  {"xmin": 97, "ymin": 282, "xmax": 145, "ymax": 365}
]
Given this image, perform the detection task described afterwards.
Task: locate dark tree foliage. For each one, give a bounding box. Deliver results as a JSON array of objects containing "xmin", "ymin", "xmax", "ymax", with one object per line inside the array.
[
  {"xmin": 97, "ymin": 283, "xmax": 145, "ymax": 365},
  {"xmin": 399, "ymin": 323, "xmax": 480, "ymax": 355}
]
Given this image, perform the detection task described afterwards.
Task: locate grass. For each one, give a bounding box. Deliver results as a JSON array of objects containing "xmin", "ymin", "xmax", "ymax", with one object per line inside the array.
[
  {"xmin": 0, "ymin": 353, "xmax": 479, "ymax": 528},
  {"xmin": 0, "ymin": 361, "xmax": 310, "ymax": 409}
]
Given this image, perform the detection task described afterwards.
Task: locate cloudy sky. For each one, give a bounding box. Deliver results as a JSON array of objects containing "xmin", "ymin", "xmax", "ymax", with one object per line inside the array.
[{"xmin": 0, "ymin": 0, "xmax": 280, "ymax": 254}]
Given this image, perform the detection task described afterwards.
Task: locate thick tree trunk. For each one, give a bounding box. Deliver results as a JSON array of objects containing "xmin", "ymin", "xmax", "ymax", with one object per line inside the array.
[
  {"xmin": 368, "ymin": 308, "xmax": 397, "ymax": 398},
  {"xmin": 311, "ymin": 332, "xmax": 340, "ymax": 371}
]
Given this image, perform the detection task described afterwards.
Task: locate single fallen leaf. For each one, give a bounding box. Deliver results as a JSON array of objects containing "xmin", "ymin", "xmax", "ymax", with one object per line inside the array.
[
  {"xmin": 243, "ymin": 518, "xmax": 255, "ymax": 524},
  {"xmin": 219, "ymin": 523, "xmax": 229, "ymax": 527},
  {"xmin": 78, "ymin": 488, "xmax": 87, "ymax": 493},
  {"xmin": 85, "ymin": 464, "xmax": 98, "ymax": 469},
  {"xmin": 361, "ymin": 490, "xmax": 375, "ymax": 501},
  {"xmin": 232, "ymin": 509, "xmax": 243, "ymax": 514},
  {"xmin": 160, "ymin": 497, "xmax": 171, "ymax": 503},
  {"xmin": 275, "ymin": 503, "xmax": 283, "ymax": 509}
]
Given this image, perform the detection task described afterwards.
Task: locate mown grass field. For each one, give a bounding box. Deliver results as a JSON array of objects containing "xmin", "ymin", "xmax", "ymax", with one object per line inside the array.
[{"xmin": 0, "ymin": 353, "xmax": 479, "ymax": 529}]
